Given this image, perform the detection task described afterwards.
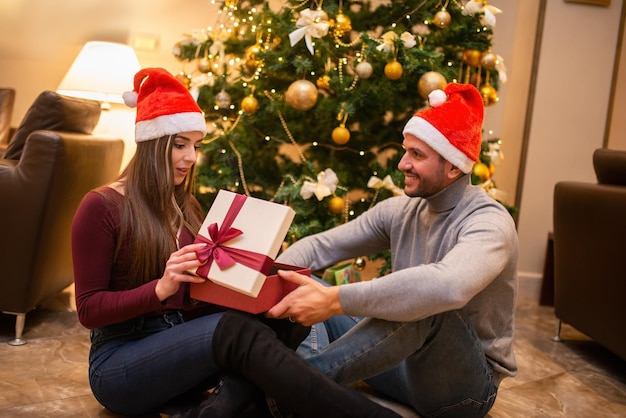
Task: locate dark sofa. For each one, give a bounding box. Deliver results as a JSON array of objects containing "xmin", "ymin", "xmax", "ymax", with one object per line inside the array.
[{"xmin": 553, "ymin": 148, "xmax": 626, "ymax": 361}]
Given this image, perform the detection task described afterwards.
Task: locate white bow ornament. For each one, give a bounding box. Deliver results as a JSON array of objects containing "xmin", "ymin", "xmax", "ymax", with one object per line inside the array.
[
  {"xmin": 300, "ymin": 168, "xmax": 339, "ymax": 201},
  {"xmin": 376, "ymin": 31, "xmax": 416, "ymax": 52},
  {"xmin": 367, "ymin": 175, "xmax": 403, "ymax": 196},
  {"xmin": 462, "ymin": 1, "xmax": 502, "ymax": 28},
  {"xmin": 289, "ymin": 8, "xmax": 330, "ymax": 55}
]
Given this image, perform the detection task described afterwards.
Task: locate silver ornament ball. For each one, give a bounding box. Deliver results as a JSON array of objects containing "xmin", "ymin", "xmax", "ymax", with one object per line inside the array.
[
  {"xmin": 355, "ymin": 61, "xmax": 373, "ymax": 79},
  {"xmin": 215, "ymin": 90, "xmax": 232, "ymax": 109}
]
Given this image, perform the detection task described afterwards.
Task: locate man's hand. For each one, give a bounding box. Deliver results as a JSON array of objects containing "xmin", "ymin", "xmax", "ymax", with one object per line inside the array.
[{"xmin": 266, "ymin": 270, "xmax": 344, "ymax": 326}]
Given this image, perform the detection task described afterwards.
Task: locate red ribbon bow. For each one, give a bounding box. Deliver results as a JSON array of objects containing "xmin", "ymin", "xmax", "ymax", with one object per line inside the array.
[
  {"xmin": 194, "ymin": 193, "xmax": 273, "ymax": 278},
  {"xmin": 195, "ymin": 222, "xmax": 243, "ymax": 270}
]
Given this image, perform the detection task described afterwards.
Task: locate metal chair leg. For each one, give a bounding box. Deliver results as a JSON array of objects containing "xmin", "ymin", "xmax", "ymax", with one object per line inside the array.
[
  {"xmin": 552, "ymin": 319, "xmax": 563, "ymax": 342},
  {"xmin": 5, "ymin": 312, "xmax": 27, "ymax": 346}
]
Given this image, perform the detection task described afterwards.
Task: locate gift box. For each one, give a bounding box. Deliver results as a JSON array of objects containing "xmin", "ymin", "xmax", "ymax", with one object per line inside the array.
[
  {"xmin": 190, "ymin": 263, "xmax": 311, "ymax": 313},
  {"xmin": 189, "ymin": 189, "xmax": 295, "ymax": 297},
  {"xmin": 322, "ymin": 262, "xmax": 362, "ymax": 286}
]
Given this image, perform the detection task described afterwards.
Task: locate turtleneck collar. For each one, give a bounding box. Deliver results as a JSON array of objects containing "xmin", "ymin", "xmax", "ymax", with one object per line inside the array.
[{"xmin": 423, "ymin": 173, "xmax": 472, "ymax": 213}]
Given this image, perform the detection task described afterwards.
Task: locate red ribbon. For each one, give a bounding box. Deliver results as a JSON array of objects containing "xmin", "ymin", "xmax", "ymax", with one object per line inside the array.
[{"xmin": 194, "ymin": 193, "xmax": 274, "ymax": 278}]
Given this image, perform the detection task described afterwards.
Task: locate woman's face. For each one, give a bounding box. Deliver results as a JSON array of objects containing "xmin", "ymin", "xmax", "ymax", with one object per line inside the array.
[{"xmin": 171, "ymin": 131, "xmax": 204, "ymax": 185}]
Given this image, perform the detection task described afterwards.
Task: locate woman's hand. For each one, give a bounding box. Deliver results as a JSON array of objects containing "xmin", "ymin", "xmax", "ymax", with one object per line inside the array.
[{"xmin": 154, "ymin": 243, "xmax": 207, "ymax": 301}]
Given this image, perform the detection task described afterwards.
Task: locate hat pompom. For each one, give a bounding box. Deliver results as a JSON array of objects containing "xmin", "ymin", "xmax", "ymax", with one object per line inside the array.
[
  {"xmin": 123, "ymin": 91, "xmax": 138, "ymax": 108},
  {"xmin": 428, "ymin": 89, "xmax": 447, "ymax": 107}
]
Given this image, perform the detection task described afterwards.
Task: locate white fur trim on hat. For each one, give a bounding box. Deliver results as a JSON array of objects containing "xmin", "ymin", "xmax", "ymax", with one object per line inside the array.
[
  {"xmin": 402, "ymin": 116, "xmax": 475, "ymax": 173},
  {"xmin": 135, "ymin": 112, "xmax": 207, "ymax": 143}
]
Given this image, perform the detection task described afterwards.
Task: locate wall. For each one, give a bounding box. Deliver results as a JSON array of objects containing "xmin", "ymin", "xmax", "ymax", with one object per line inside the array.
[
  {"xmin": 516, "ymin": 0, "xmax": 624, "ymax": 297},
  {"xmin": 0, "ymin": 0, "xmax": 224, "ymax": 125},
  {"xmin": 0, "ymin": 0, "xmax": 624, "ymax": 293},
  {"xmin": 608, "ymin": 6, "xmax": 626, "ymax": 150}
]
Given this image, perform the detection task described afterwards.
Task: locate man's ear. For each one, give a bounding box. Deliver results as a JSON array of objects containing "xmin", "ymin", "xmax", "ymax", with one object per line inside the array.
[{"xmin": 446, "ymin": 162, "xmax": 464, "ymax": 180}]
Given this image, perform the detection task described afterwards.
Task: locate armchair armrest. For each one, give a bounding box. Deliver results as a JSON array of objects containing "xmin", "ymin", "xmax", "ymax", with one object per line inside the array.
[{"xmin": 0, "ymin": 133, "xmax": 60, "ymax": 287}]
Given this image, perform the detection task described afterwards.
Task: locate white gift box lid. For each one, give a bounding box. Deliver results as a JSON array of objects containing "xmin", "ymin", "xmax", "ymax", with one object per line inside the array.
[{"xmin": 193, "ymin": 190, "xmax": 295, "ymax": 297}]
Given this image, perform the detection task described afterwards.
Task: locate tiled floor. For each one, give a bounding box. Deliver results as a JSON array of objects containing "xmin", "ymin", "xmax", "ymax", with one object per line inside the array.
[{"xmin": 1, "ymin": 287, "xmax": 625, "ymax": 417}]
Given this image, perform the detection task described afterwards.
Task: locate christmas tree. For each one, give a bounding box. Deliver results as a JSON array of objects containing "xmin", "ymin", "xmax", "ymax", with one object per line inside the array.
[{"xmin": 173, "ymin": 0, "xmax": 508, "ymax": 271}]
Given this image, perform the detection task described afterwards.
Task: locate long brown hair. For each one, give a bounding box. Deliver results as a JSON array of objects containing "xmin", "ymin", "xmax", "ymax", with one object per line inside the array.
[{"xmin": 116, "ymin": 135, "xmax": 204, "ymax": 287}]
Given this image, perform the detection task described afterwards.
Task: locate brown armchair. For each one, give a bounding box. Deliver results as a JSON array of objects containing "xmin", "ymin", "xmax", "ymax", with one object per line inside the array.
[
  {"xmin": 552, "ymin": 148, "xmax": 626, "ymax": 361},
  {"xmin": 0, "ymin": 91, "xmax": 124, "ymax": 345}
]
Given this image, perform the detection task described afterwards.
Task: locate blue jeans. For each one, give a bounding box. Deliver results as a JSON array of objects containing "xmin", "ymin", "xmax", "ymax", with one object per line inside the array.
[
  {"xmin": 298, "ymin": 289, "xmax": 498, "ymax": 417},
  {"xmin": 89, "ymin": 311, "xmax": 224, "ymax": 416}
]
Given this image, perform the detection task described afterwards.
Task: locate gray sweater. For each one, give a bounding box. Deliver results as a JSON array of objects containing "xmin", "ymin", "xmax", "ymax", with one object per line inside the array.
[{"xmin": 277, "ymin": 175, "xmax": 518, "ymax": 380}]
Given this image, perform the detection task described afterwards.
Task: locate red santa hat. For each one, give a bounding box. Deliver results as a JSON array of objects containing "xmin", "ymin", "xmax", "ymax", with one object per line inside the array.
[
  {"xmin": 123, "ymin": 67, "xmax": 207, "ymax": 142},
  {"xmin": 402, "ymin": 83, "xmax": 484, "ymax": 173}
]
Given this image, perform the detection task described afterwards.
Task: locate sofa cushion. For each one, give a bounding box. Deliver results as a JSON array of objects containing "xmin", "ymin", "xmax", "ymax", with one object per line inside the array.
[
  {"xmin": 2, "ymin": 90, "xmax": 101, "ymax": 161},
  {"xmin": 593, "ymin": 148, "xmax": 626, "ymax": 186}
]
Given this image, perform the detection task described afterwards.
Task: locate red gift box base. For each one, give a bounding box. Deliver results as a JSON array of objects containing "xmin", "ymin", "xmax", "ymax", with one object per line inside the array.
[{"xmin": 190, "ymin": 263, "xmax": 311, "ymax": 314}]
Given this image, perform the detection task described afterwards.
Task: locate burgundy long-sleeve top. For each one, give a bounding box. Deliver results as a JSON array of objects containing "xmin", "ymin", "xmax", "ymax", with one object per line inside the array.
[{"xmin": 71, "ymin": 187, "xmax": 213, "ymax": 329}]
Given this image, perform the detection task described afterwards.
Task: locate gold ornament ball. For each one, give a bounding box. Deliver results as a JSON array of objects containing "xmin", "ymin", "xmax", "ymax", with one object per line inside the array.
[
  {"xmin": 353, "ymin": 257, "xmax": 366, "ymax": 271},
  {"xmin": 332, "ymin": 124, "xmax": 350, "ymax": 145},
  {"xmin": 317, "ymin": 74, "xmax": 331, "ymax": 90},
  {"xmin": 384, "ymin": 60, "xmax": 403, "ymax": 80},
  {"xmin": 241, "ymin": 95, "xmax": 259, "ymax": 114},
  {"xmin": 355, "ymin": 61, "xmax": 373, "ymax": 79},
  {"xmin": 481, "ymin": 51, "xmax": 499, "ymax": 70},
  {"xmin": 328, "ymin": 195, "xmax": 345, "ymax": 214},
  {"xmin": 472, "ymin": 162, "xmax": 491, "ymax": 182},
  {"xmin": 244, "ymin": 44, "xmax": 263, "ymax": 72},
  {"xmin": 285, "ymin": 80, "xmax": 318, "ymax": 111},
  {"xmin": 479, "ymin": 83, "xmax": 499, "ymax": 106},
  {"xmin": 333, "ymin": 12, "xmax": 352, "ymax": 37},
  {"xmin": 433, "ymin": 8, "xmax": 451, "ymax": 28},
  {"xmin": 197, "ymin": 57, "xmax": 211, "ymax": 73},
  {"xmin": 462, "ymin": 49, "xmax": 482, "ymax": 67},
  {"xmin": 418, "ymin": 71, "xmax": 448, "ymax": 100}
]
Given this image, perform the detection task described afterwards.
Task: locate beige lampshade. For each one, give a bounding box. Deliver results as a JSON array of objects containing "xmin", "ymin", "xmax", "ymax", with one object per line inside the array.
[{"xmin": 57, "ymin": 41, "xmax": 140, "ymax": 106}]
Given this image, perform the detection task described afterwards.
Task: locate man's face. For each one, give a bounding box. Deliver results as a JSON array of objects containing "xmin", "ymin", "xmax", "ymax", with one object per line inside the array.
[{"xmin": 397, "ymin": 134, "xmax": 460, "ymax": 198}]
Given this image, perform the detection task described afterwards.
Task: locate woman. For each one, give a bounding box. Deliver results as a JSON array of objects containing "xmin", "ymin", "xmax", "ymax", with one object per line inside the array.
[{"xmin": 71, "ymin": 67, "xmax": 400, "ymax": 418}]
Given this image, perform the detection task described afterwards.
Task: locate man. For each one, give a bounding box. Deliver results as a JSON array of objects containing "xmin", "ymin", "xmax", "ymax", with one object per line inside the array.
[{"xmin": 267, "ymin": 83, "xmax": 518, "ymax": 418}]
